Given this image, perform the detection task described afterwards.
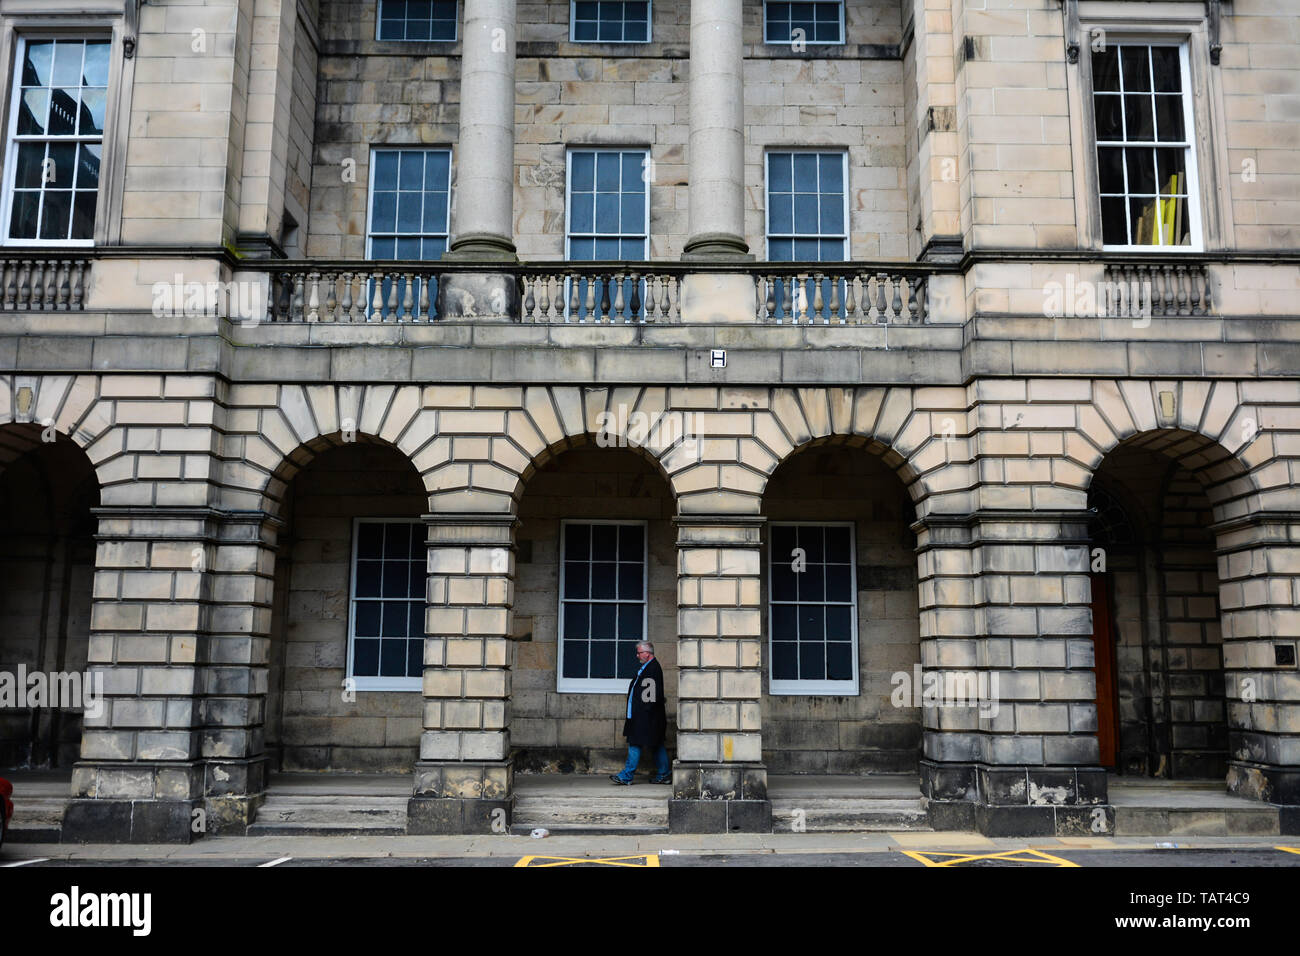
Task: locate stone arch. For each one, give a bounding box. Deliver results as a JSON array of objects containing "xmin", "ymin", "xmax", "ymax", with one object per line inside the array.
[
  {"xmin": 0, "ymin": 375, "xmax": 122, "ymax": 495},
  {"xmin": 1076, "ymin": 381, "xmax": 1260, "ymax": 522},
  {"xmin": 225, "ymin": 383, "xmax": 435, "ymax": 518}
]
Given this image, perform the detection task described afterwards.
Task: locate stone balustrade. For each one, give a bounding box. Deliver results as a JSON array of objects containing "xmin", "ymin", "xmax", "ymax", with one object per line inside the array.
[
  {"xmin": 1101, "ymin": 260, "xmax": 1213, "ymax": 318},
  {"xmin": 0, "ymin": 253, "xmax": 89, "ymax": 311}
]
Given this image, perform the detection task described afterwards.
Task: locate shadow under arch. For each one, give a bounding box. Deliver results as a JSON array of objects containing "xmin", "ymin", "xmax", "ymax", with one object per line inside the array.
[
  {"xmin": 510, "ymin": 439, "xmax": 678, "ymax": 775},
  {"xmin": 1088, "ymin": 429, "xmax": 1233, "ymax": 781},
  {"xmin": 0, "ymin": 423, "xmax": 101, "ymax": 769},
  {"xmin": 759, "ymin": 435, "xmax": 921, "ymax": 774}
]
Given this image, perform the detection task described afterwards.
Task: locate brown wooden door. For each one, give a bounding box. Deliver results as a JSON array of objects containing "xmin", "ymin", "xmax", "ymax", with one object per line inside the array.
[{"xmin": 1091, "ymin": 572, "xmax": 1119, "ymax": 768}]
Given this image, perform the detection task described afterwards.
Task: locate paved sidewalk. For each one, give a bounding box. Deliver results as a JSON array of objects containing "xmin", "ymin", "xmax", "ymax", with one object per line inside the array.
[{"xmin": 3, "ymin": 830, "xmax": 1295, "ymax": 863}]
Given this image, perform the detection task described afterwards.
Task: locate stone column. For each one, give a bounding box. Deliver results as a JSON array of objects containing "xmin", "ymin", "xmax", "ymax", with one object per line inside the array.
[
  {"xmin": 64, "ymin": 509, "xmax": 212, "ymax": 844},
  {"xmin": 445, "ymin": 0, "xmax": 517, "ymax": 260},
  {"xmin": 408, "ymin": 515, "xmax": 515, "ymax": 834},
  {"xmin": 1216, "ymin": 513, "xmax": 1300, "ymax": 827},
  {"xmin": 200, "ymin": 512, "xmax": 279, "ymax": 832},
  {"xmin": 670, "ymin": 517, "xmax": 769, "ymax": 833},
  {"xmin": 915, "ymin": 511, "xmax": 1109, "ymax": 837},
  {"xmin": 683, "ymin": 0, "xmax": 748, "ymax": 258},
  {"xmin": 905, "ymin": 0, "xmax": 962, "ymax": 262}
]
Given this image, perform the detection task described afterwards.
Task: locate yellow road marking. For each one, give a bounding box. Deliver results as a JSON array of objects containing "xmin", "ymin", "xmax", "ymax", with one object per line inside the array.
[
  {"xmin": 902, "ymin": 848, "xmax": 1079, "ymax": 867},
  {"xmin": 514, "ymin": 854, "xmax": 660, "ymax": 868},
  {"xmin": 1276, "ymin": 846, "xmax": 1300, "ymax": 857}
]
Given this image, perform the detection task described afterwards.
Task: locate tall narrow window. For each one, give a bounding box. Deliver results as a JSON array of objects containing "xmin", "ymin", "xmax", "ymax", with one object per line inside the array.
[
  {"xmin": 348, "ymin": 520, "xmax": 427, "ymax": 691},
  {"xmin": 1092, "ymin": 43, "xmax": 1199, "ymax": 249},
  {"xmin": 566, "ymin": 148, "xmax": 649, "ymax": 319},
  {"xmin": 571, "ymin": 1, "xmax": 651, "ymax": 42},
  {"xmin": 558, "ymin": 521, "xmax": 647, "ymax": 693},
  {"xmin": 764, "ymin": 1, "xmax": 844, "ymax": 45},
  {"xmin": 366, "ymin": 147, "xmax": 450, "ymax": 316},
  {"xmin": 766, "ymin": 151, "xmax": 848, "ymax": 319},
  {"xmin": 768, "ymin": 523, "xmax": 858, "ymax": 695},
  {"xmin": 3, "ymin": 37, "xmax": 109, "ymax": 245},
  {"xmin": 378, "ymin": 0, "xmax": 459, "ymax": 41}
]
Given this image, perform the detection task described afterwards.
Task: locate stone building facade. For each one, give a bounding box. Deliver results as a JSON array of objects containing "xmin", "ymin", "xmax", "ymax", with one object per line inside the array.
[{"xmin": 0, "ymin": 0, "xmax": 1297, "ymax": 840}]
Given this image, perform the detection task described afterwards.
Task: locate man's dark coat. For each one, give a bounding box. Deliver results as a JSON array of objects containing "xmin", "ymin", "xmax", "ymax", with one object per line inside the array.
[{"xmin": 622, "ymin": 656, "xmax": 667, "ymax": 748}]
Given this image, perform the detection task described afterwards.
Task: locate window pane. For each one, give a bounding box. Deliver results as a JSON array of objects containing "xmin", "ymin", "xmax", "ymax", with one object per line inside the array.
[
  {"xmin": 1100, "ymin": 197, "xmax": 1128, "ymax": 245},
  {"xmin": 564, "ymin": 561, "xmax": 589, "ymax": 599},
  {"xmin": 799, "ymin": 525, "xmax": 824, "ymax": 562},
  {"xmin": 1151, "ymin": 47, "xmax": 1181, "ymax": 93},
  {"xmin": 617, "ymin": 603, "xmax": 642, "ymax": 640},
  {"xmin": 39, "ymin": 191, "xmax": 72, "ymax": 240},
  {"xmin": 1129, "ymin": 196, "xmax": 1159, "ymax": 245},
  {"xmin": 797, "ymin": 563, "xmax": 824, "ymax": 602},
  {"xmin": 793, "ymin": 153, "xmax": 818, "ymax": 191},
  {"xmin": 793, "ymin": 194, "xmax": 818, "ymax": 231},
  {"xmin": 592, "ymin": 524, "xmax": 617, "ymax": 559},
  {"xmin": 79, "ymin": 88, "xmax": 106, "ymax": 135},
  {"xmin": 373, "ymin": 152, "xmax": 399, "ymax": 190},
  {"xmin": 356, "ymin": 560, "xmax": 382, "ymax": 597},
  {"xmin": 769, "ymin": 153, "xmax": 793, "ymax": 192},
  {"xmin": 1156, "ymin": 148, "xmax": 1187, "ymax": 193},
  {"xmin": 353, "ymin": 638, "xmax": 380, "ymax": 676},
  {"xmin": 77, "ymin": 144, "xmax": 101, "ymax": 190},
  {"xmin": 1124, "ymin": 95, "xmax": 1153, "ymax": 140},
  {"xmin": 1092, "ymin": 47, "xmax": 1119, "ymax": 92},
  {"xmin": 1120, "ymin": 47, "xmax": 1151, "ymax": 92},
  {"xmin": 563, "ymin": 639, "xmax": 588, "ymax": 678},
  {"xmin": 591, "ymin": 561, "xmax": 617, "ymax": 599},
  {"xmin": 562, "ymin": 603, "xmax": 589, "ymax": 640},
  {"xmin": 595, "ymin": 192, "xmax": 620, "ymax": 232},
  {"xmin": 17, "ymin": 89, "xmax": 47, "ymax": 135},
  {"xmin": 51, "ymin": 41, "xmax": 83, "ymax": 88},
  {"xmin": 355, "ymin": 602, "xmax": 382, "ymax": 638},
  {"xmin": 819, "ymin": 195, "xmax": 843, "ymax": 234},
  {"xmin": 772, "ymin": 604, "xmax": 798, "ymax": 641},
  {"xmin": 773, "ymin": 642, "xmax": 797, "ymax": 680},
  {"xmin": 380, "ymin": 638, "xmax": 406, "ymax": 675},
  {"xmin": 1093, "ymin": 94, "xmax": 1123, "ymax": 140},
  {"xmin": 595, "ymin": 152, "xmax": 621, "ymax": 190},
  {"xmin": 23, "ymin": 42, "xmax": 53, "ymax": 87},
  {"xmin": 825, "ymin": 564, "xmax": 852, "ymax": 603},
  {"xmin": 1154, "ymin": 95, "xmax": 1184, "ymax": 142},
  {"xmin": 799, "ymin": 641, "xmax": 825, "ymax": 681},
  {"xmin": 826, "ymin": 643, "xmax": 853, "ymax": 680},
  {"xmin": 620, "ymin": 193, "xmax": 644, "ymax": 233},
  {"xmin": 82, "ymin": 41, "xmax": 110, "ymax": 87},
  {"xmin": 1097, "ymin": 147, "xmax": 1125, "ymax": 193},
  {"xmin": 47, "ymin": 143, "xmax": 76, "ymax": 188},
  {"xmin": 769, "ymin": 194, "xmax": 793, "ymax": 234},
  {"xmin": 48, "ymin": 89, "xmax": 77, "ymax": 135},
  {"xmin": 590, "ymin": 641, "xmax": 615, "ymax": 678},
  {"xmin": 71, "ymin": 191, "xmax": 96, "ymax": 240},
  {"xmin": 591, "ymin": 601, "xmax": 615, "ymax": 639},
  {"xmin": 1125, "ymin": 148, "xmax": 1156, "ymax": 195},
  {"xmin": 407, "ymin": 635, "xmax": 424, "ymax": 677}
]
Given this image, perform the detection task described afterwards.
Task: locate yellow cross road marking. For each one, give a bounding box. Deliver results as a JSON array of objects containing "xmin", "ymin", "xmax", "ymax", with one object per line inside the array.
[
  {"xmin": 902, "ymin": 848, "xmax": 1079, "ymax": 867},
  {"xmin": 1277, "ymin": 846, "xmax": 1300, "ymax": 857},
  {"xmin": 514, "ymin": 854, "xmax": 660, "ymax": 867}
]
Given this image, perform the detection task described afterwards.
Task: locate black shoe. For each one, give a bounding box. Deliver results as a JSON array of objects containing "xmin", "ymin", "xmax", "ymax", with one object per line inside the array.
[
  {"xmin": 648, "ymin": 775, "xmax": 671, "ymax": 785},
  {"xmin": 609, "ymin": 775, "xmax": 633, "ymax": 785}
]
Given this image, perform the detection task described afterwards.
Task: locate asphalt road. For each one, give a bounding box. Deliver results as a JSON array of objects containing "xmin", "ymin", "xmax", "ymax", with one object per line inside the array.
[{"xmin": 8, "ymin": 846, "xmax": 1300, "ymax": 866}]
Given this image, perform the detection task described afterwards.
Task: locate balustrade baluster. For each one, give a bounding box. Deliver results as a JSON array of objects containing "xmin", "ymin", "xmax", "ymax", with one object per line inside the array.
[
  {"xmin": 306, "ymin": 272, "xmax": 321, "ymax": 323},
  {"xmin": 844, "ymin": 275, "xmax": 857, "ymax": 323},
  {"xmin": 629, "ymin": 273, "xmax": 641, "ymax": 323},
  {"xmin": 828, "ymin": 273, "xmax": 840, "ymax": 323},
  {"xmin": 370, "ymin": 271, "xmax": 384, "ymax": 321},
  {"xmin": 613, "ymin": 272, "xmax": 625, "ymax": 322}
]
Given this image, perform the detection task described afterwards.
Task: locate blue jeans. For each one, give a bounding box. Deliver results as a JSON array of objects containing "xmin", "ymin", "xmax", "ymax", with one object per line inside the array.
[{"xmin": 616, "ymin": 744, "xmax": 669, "ymax": 782}]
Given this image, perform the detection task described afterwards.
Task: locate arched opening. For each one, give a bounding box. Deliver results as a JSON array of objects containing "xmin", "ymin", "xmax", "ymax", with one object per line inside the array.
[
  {"xmin": 1090, "ymin": 433, "xmax": 1229, "ymax": 780},
  {"xmin": 760, "ymin": 440, "xmax": 921, "ymax": 774},
  {"xmin": 512, "ymin": 443, "xmax": 676, "ymax": 774},
  {"xmin": 0, "ymin": 427, "xmax": 99, "ymax": 770},
  {"xmin": 264, "ymin": 437, "xmax": 427, "ymax": 773}
]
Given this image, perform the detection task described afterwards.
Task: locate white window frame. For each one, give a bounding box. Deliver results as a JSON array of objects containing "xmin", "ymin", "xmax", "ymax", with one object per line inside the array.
[
  {"xmin": 1091, "ymin": 39, "xmax": 1203, "ymax": 253},
  {"xmin": 762, "ymin": 0, "xmax": 846, "ymax": 46},
  {"xmin": 376, "ymin": 0, "xmax": 459, "ymax": 42},
  {"xmin": 557, "ymin": 519, "xmax": 649, "ymax": 695},
  {"xmin": 1, "ymin": 34, "xmax": 111, "ymax": 248},
  {"xmin": 364, "ymin": 145, "xmax": 452, "ymax": 261},
  {"xmin": 768, "ymin": 521, "xmax": 859, "ymax": 697},
  {"xmin": 764, "ymin": 149, "xmax": 850, "ymax": 261},
  {"xmin": 346, "ymin": 517, "xmax": 427, "ymax": 692},
  {"xmin": 564, "ymin": 146, "xmax": 650, "ymax": 262},
  {"xmin": 569, "ymin": 0, "xmax": 653, "ymax": 44}
]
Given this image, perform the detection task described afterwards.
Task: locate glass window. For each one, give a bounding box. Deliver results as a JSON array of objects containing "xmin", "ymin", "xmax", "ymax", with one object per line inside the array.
[
  {"xmin": 367, "ymin": 147, "xmax": 450, "ymax": 316},
  {"xmin": 1092, "ymin": 43, "xmax": 1197, "ymax": 248},
  {"xmin": 764, "ymin": 1, "xmax": 845, "ymax": 45},
  {"xmin": 377, "ymin": 0, "xmax": 459, "ymax": 41},
  {"xmin": 571, "ymin": 1, "xmax": 651, "ymax": 43},
  {"xmin": 4, "ymin": 37, "xmax": 109, "ymax": 245},
  {"xmin": 349, "ymin": 520, "xmax": 427, "ymax": 690},
  {"xmin": 565, "ymin": 148, "xmax": 649, "ymax": 319},
  {"xmin": 769, "ymin": 523, "xmax": 858, "ymax": 695},
  {"xmin": 558, "ymin": 521, "xmax": 647, "ymax": 693},
  {"xmin": 766, "ymin": 151, "xmax": 848, "ymax": 319}
]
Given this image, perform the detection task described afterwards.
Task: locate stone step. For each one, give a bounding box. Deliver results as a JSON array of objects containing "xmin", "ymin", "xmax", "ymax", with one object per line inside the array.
[
  {"xmin": 249, "ymin": 795, "xmax": 409, "ymax": 834},
  {"xmin": 770, "ymin": 798, "xmax": 932, "ymax": 832},
  {"xmin": 1112, "ymin": 805, "xmax": 1280, "ymax": 837},
  {"xmin": 10, "ymin": 796, "xmax": 70, "ymax": 826},
  {"xmin": 512, "ymin": 796, "xmax": 669, "ymax": 830}
]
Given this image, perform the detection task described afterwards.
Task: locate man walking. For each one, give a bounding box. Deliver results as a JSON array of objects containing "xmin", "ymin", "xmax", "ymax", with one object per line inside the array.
[{"xmin": 611, "ymin": 641, "xmax": 670, "ymax": 785}]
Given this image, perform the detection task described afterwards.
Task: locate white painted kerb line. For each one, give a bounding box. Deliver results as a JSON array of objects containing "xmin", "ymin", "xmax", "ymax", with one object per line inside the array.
[{"xmin": 259, "ymin": 856, "xmax": 292, "ymax": 867}]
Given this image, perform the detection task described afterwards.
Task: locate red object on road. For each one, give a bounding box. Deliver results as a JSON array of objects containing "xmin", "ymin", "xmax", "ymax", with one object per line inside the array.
[{"xmin": 0, "ymin": 777, "xmax": 13, "ymax": 852}]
